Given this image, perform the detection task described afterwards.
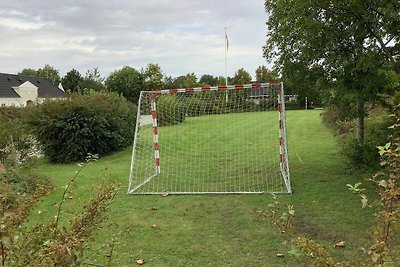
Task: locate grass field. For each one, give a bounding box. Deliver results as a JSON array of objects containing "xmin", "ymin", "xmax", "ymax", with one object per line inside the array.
[
  {"xmin": 28, "ymin": 110, "xmax": 375, "ymax": 266},
  {"xmin": 130, "ymin": 111, "xmax": 285, "ymax": 194}
]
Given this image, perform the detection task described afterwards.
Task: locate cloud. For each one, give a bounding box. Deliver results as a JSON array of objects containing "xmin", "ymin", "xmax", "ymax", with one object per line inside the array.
[{"xmin": 0, "ymin": 0, "xmax": 269, "ymax": 80}]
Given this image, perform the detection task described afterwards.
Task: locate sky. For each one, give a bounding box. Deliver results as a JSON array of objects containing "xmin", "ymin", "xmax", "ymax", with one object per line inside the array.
[{"xmin": 0, "ymin": 0, "xmax": 269, "ymax": 80}]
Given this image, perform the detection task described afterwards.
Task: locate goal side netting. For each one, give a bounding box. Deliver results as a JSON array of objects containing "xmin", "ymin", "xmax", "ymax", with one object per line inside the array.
[{"xmin": 127, "ymin": 83, "xmax": 291, "ymax": 195}]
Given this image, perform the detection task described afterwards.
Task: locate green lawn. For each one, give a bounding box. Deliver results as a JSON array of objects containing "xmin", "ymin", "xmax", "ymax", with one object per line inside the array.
[
  {"xmin": 130, "ymin": 111, "xmax": 285, "ymax": 194},
  {"xmin": 29, "ymin": 110, "xmax": 374, "ymax": 266}
]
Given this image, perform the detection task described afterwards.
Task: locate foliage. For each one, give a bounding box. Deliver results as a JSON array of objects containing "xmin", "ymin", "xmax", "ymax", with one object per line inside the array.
[
  {"xmin": 37, "ymin": 64, "xmax": 61, "ymax": 85},
  {"xmin": 62, "ymin": 69, "xmax": 83, "ymax": 93},
  {"xmin": 81, "ymin": 68, "xmax": 106, "ymax": 92},
  {"xmin": 255, "ymin": 65, "xmax": 279, "ymax": 82},
  {"xmin": 216, "ymin": 76, "xmax": 227, "ymax": 86},
  {"xmin": 322, "ymin": 106, "xmax": 393, "ymax": 168},
  {"xmin": 164, "ymin": 73, "xmax": 198, "ymax": 89},
  {"xmin": 26, "ymin": 92, "xmax": 136, "ymax": 163},
  {"xmin": 343, "ymin": 138, "xmax": 382, "ymax": 169},
  {"xmin": 264, "ymin": 0, "xmax": 399, "ymax": 143},
  {"xmin": 367, "ymin": 102, "xmax": 400, "ymax": 265},
  {"xmin": 0, "ymin": 168, "xmax": 52, "ymax": 213},
  {"xmin": 85, "ymin": 67, "xmax": 104, "ymax": 84},
  {"xmin": 232, "ymin": 68, "xmax": 252, "ymax": 84},
  {"xmin": 143, "ymin": 63, "xmax": 164, "ymax": 91},
  {"xmin": 0, "ymin": 168, "xmax": 53, "ymax": 266},
  {"xmin": 281, "ymin": 62, "xmax": 326, "ymax": 108},
  {"xmin": 17, "ymin": 65, "xmax": 61, "ymax": 85},
  {"xmin": 199, "ymin": 74, "xmax": 218, "ymax": 86},
  {"xmin": 0, "ymin": 157, "xmax": 118, "ymax": 267},
  {"xmin": 105, "ymin": 66, "xmax": 143, "ymax": 103},
  {"xmin": 265, "ymin": 194, "xmax": 295, "ymax": 235},
  {"xmin": 18, "ymin": 68, "xmax": 37, "ymax": 77},
  {"xmin": 0, "ymin": 108, "xmax": 36, "ymax": 167},
  {"xmin": 292, "ymin": 237, "xmax": 340, "ymax": 267}
]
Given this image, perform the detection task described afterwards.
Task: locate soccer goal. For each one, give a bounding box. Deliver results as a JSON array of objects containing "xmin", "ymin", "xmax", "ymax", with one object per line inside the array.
[{"xmin": 127, "ymin": 83, "xmax": 291, "ymax": 195}]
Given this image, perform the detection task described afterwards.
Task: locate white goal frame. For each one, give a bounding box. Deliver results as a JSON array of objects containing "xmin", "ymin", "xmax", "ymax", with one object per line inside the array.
[{"xmin": 127, "ymin": 82, "xmax": 291, "ymax": 195}]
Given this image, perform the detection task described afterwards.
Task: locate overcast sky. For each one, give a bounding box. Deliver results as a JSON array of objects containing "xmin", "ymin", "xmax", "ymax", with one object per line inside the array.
[{"xmin": 0, "ymin": 0, "xmax": 269, "ymax": 80}]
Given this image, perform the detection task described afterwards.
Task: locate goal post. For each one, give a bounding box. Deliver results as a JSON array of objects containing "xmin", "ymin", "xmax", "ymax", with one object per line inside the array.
[{"xmin": 128, "ymin": 83, "xmax": 291, "ymax": 195}]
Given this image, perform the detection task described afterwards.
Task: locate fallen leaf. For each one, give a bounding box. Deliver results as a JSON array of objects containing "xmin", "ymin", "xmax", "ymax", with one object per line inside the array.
[
  {"xmin": 136, "ymin": 259, "xmax": 145, "ymax": 265},
  {"xmin": 151, "ymin": 224, "xmax": 157, "ymax": 229},
  {"xmin": 335, "ymin": 241, "xmax": 346, "ymax": 247},
  {"xmin": 162, "ymin": 192, "xmax": 169, "ymax": 197},
  {"xmin": 276, "ymin": 253, "xmax": 284, "ymax": 257},
  {"xmin": 38, "ymin": 210, "xmax": 42, "ymax": 215}
]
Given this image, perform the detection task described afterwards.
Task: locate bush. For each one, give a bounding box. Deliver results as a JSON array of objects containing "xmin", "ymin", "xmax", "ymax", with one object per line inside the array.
[
  {"xmin": 0, "ymin": 168, "xmax": 52, "ymax": 211},
  {"xmin": 342, "ymin": 138, "xmax": 381, "ymax": 168},
  {"xmin": 322, "ymin": 105, "xmax": 394, "ymax": 168},
  {"xmin": 341, "ymin": 110, "xmax": 393, "ymax": 169},
  {"xmin": 27, "ymin": 92, "xmax": 136, "ymax": 163},
  {"xmin": 0, "ymin": 108, "xmax": 35, "ymax": 166},
  {"xmin": 0, "ymin": 168, "xmax": 51, "ymax": 194}
]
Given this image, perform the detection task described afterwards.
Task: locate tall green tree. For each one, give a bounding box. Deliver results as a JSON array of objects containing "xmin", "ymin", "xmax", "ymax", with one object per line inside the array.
[
  {"xmin": 18, "ymin": 68, "xmax": 38, "ymax": 77},
  {"xmin": 255, "ymin": 65, "xmax": 279, "ymax": 82},
  {"xmin": 217, "ymin": 76, "xmax": 227, "ymax": 86},
  {"xmin": 61, "ymin": 69, "xmax": 83, "ymax": 93},
  {"xmin": 264, "ymin": 0, "xmax": 400, "ymax": 143},
  {"xmin": 199, "ymin": 74, "xmax": 218, "ymax": 86},
  {"xmin": 81, "ymin": 68, "xmax": 106, "ymax": 92},
  {"xmin": 105, "ymin": 66, "xmax": 143, "ymax": 103},
  {"xmin": 232, "ymin": 68, "xmax": 252, "ymax": 84},
  {"xmin": 85, "ymin": 67, "xmax": 104, "ymax": 84},
  {"xmin": 143, "ymin": 63, "xmax": 164, "ymax": 90},
  {"xmin": 37, "ymin": 64, "xmax": 61, "ymax": 85},
  {"xmin": 165, "ymin": 73, "xmax": 198, "ymax": 88}
]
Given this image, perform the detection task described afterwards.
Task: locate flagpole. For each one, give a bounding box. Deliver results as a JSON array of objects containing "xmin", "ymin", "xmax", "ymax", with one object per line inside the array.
[
  {"xmin": 224, "ymin": 27, "xmax": 228, "ymax": 102},
  {"xmin": 224, "ymin": 27, "xmax": 228, "ymax": 87}
]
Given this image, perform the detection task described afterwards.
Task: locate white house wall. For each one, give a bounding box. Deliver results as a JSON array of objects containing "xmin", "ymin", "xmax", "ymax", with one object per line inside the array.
[{"xmin": 0, "ymin": 98, "xmax": 22, "ymax": 107}]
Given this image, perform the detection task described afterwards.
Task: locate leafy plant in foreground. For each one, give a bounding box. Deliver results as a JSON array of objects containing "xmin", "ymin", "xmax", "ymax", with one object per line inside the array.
[{"xmin": 0, "ymin": 155, "xmax": 119, "ymax": 266}]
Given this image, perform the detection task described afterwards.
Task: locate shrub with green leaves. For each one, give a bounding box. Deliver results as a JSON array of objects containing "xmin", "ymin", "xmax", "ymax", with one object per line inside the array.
[
  {"xmin": 0, "ymin": 108, "xmax": 34, "ymax": 166},
  {"xmin": 27, "ymin": 92, "xmax": 136, "ymax": 163}
]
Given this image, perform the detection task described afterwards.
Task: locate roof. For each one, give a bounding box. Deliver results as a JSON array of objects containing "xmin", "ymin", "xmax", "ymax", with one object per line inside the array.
[{"xmin": 0, "ymin": 73, "xmax": 65, "ymax": 98}]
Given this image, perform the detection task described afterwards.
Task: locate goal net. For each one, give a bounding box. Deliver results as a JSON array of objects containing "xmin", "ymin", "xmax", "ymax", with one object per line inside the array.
[{"xmin": 128, "ymin": 83, "xmax": 291, "ymax": 195}]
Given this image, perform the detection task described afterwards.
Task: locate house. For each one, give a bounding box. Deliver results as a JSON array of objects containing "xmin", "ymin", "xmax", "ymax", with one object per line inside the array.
[{"xmin": 0, "ymin": 73, "xmax": 65, "ymax": 107}]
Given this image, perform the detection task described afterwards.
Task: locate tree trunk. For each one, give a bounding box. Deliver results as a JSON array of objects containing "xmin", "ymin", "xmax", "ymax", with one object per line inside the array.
[{"xmin": 356, "ymin": 96, "xmax": 365, "ymax": 143}]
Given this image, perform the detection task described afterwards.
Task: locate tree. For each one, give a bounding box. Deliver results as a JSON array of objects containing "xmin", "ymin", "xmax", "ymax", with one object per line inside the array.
[
  {"xmin": 217, "ymin": 76, "xmax": 227, "ymax": 86},
  {"xmin": 37, "ymin": 64, "xmax": 61, "ymax": 85},
  {"xmin": 199, "ymin": 74, "xmax": 218, "ymax": 86},
  {"xmin": 143, "ymin": 63, "xmax": 164, "ymax": 91},
  {"xmin": 280, "ymin": 62, "xmax": 327, "ymax": 108},
  {"xmin": 85, "ymin": 67, "xmax": 104, "ymax": 84},
  {"xmin": 255, "ymin": 65, "xmax": 279, "ymax": 82},
  {"xmin": 264, "ymin": 0, "xmax": 399, "ymax": 143},
  {"xmin": 164, "ymin": 73, "xmax": 198, "ymax": 88},
  {"xmin": 18, "ymin": 68, "xmax": 38, "ymax": 77},
  {"xmin": 81, "ymin": 68, "xmax": 106, "ymax": 92},
  {"xmin": 105, "ymin": 66, "xmax": 143, "ymax": 103},
  {"xmin": 61, "ymin": 69, "xmax": 83, "ymax": 93},
  {"xmin": 232, "ymin": 68, "xmax": 252, "ymax": 84}
]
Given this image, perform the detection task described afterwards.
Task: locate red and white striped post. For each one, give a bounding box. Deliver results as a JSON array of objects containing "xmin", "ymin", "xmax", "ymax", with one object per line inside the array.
[
  {"xmin": 150, "ymin": 96, "xmax": 161, "ymax": 174},
  {"xmin": 276, "ymin": 82, "xmax": 291, "ymax": 193}
]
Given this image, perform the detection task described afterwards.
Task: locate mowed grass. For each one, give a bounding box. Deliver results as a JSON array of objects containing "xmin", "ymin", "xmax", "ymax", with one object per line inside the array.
[
  {"xmin": 131, "ymin": 111, "xmax": 284, "ymax": 194},
  {"xmin": 28, "ymin": 110, "xmax": 374, "ymax": 266}
]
